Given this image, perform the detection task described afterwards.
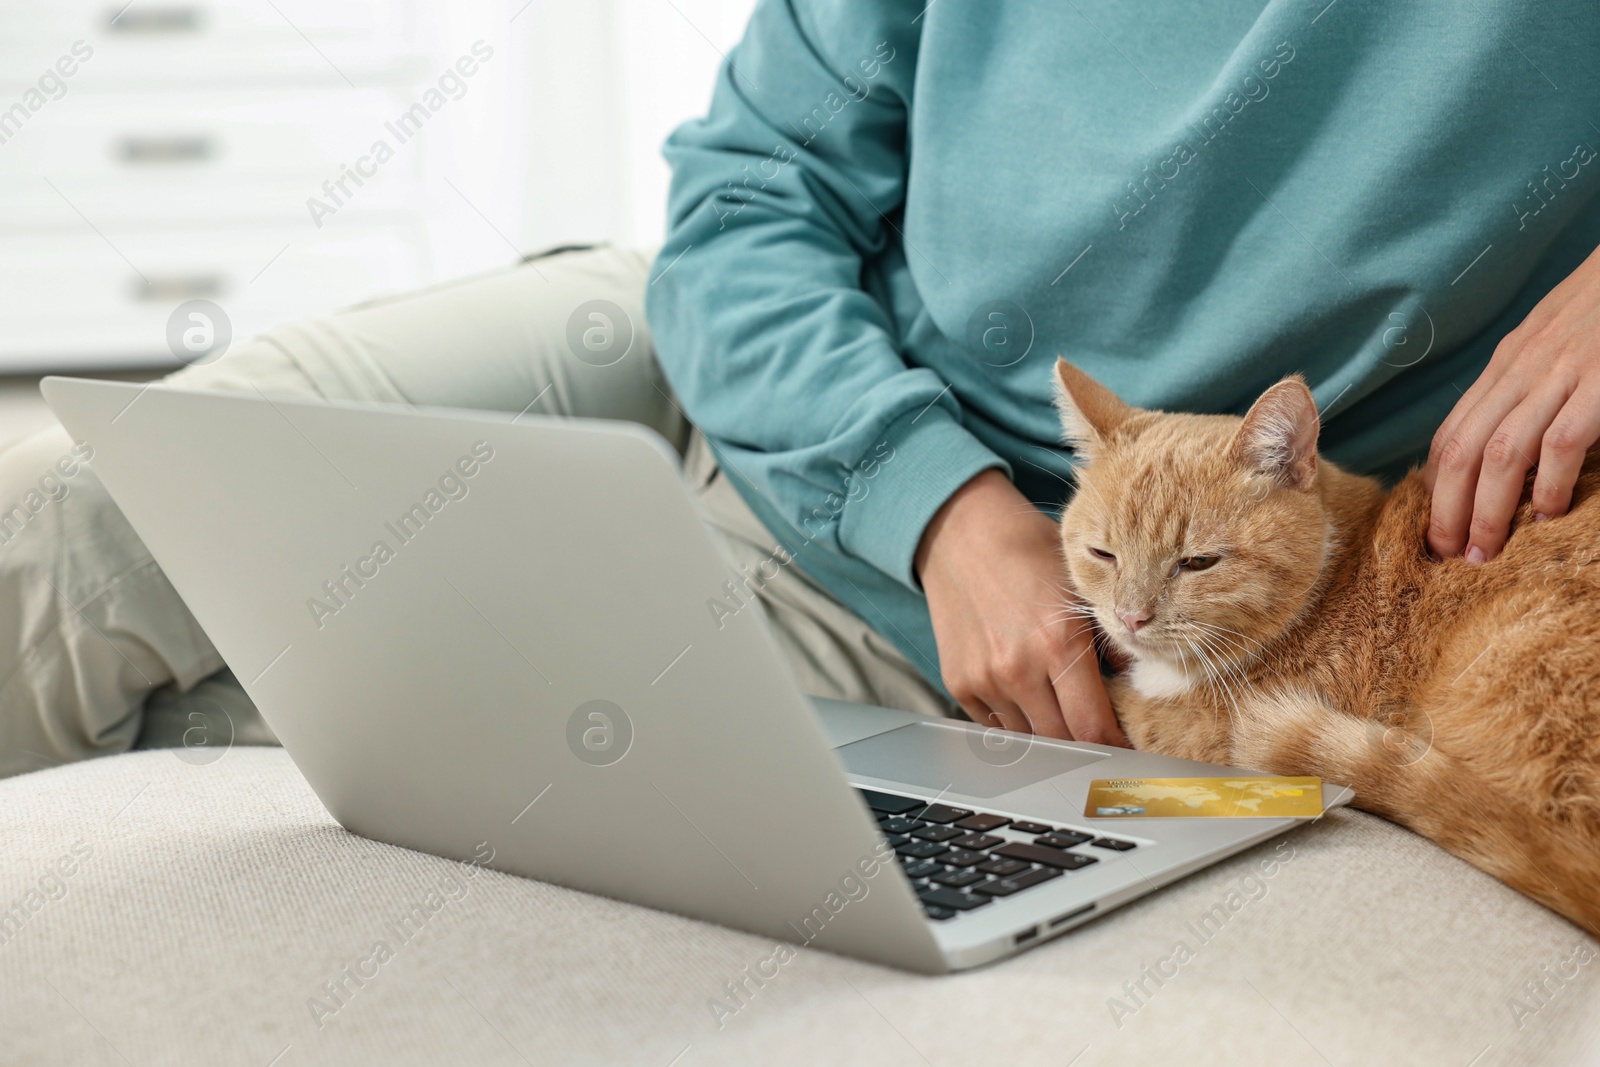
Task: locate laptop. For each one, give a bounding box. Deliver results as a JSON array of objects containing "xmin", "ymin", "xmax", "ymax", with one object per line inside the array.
[{"xmin": 42, "ymin": 377, "xmax": 1353, "ymax": 974}]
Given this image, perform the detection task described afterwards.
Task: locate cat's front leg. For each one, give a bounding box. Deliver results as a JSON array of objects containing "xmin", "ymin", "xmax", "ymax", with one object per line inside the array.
[
  {"xmin": 1224, "ymin": 687, "xmax": 1349, "ymax": 777},
  {"xmin": 1223, "ymin": 688, "xmax": 1419, "ymax": 799}
]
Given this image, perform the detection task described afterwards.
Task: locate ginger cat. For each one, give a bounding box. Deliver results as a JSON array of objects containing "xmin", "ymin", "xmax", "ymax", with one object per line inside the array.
[{"xmin": 1051, "ymin": 358, "xmax": 1600, "ymax": 936}]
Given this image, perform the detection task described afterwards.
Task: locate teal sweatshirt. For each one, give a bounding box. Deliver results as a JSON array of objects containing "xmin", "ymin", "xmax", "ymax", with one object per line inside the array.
[{"xmin": 645, "ymin": 0, "xmax": 1600, "ymax": 692}]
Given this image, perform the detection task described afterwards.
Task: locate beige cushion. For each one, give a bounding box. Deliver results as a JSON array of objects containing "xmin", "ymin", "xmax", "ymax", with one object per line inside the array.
[{"xmin": 2, "ymin": 749, "xmax": 1596, "ymax": 1066}]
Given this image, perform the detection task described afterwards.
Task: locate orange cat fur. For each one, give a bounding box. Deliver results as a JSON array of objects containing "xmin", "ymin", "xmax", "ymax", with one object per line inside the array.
[{"xmin": 1052, "ymin": 358, "xmax": 1600, "ymax": 936}]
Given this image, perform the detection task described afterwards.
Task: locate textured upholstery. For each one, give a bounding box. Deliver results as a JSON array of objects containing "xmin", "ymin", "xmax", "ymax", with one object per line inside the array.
[{"xmin": 3, "ymin": 749, "xmax": 1597, "ymax": 1067}]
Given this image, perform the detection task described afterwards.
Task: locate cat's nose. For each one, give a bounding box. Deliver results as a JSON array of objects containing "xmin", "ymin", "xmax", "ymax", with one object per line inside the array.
[{"xmin": 1116, "ymin": 608, "xmax": 1151, "ymax": 633}]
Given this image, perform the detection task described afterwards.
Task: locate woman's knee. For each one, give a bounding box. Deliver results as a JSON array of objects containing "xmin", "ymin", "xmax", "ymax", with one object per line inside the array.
[{"xmin": 0, "ymin": 426, "xmax": 219, "ymax": 777}]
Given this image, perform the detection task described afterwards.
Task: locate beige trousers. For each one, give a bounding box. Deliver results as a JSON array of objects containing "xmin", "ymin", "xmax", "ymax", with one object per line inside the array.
[{"xmin": 0, "ymin": 246, "xmax": 955, "ymax": 779}]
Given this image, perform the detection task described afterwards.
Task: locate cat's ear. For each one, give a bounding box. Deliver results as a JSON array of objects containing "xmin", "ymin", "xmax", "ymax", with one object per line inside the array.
[
  {"xmin": 1232, "ymin": 376, "xmax": 1319, "ymax": 490},
  {"xmin": 1054, "ymin": 359, "xmax": 1133, "ymax": 453}
]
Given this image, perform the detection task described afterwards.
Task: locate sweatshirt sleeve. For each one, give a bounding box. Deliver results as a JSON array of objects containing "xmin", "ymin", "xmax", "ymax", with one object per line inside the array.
[{"xmin": 644, "ymin": 0, "xmax": 1009, "ymax": 591}]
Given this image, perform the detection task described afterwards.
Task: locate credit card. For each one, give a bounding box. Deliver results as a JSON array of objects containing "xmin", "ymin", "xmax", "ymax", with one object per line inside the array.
[{"xmin": 1084, "ymin": 776, "xmax": 1323, "ymax": 818}]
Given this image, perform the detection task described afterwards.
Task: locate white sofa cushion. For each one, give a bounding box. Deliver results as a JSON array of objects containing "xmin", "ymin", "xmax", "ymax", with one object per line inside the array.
[{"xmin": 2, "ymin": 749, "xmax": 1596, "ymax": 1066}]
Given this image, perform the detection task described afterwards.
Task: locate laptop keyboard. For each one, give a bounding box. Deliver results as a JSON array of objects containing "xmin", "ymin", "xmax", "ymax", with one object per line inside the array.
[{"xmin": 856, "ymin": 788, "xmax": 1137, "ymax": 922}]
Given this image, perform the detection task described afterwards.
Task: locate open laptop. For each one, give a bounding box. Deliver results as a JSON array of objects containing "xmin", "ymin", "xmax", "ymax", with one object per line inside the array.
[{"xmin": 42, "ymin": 377, "xmax": 1353, "ymax": 974}]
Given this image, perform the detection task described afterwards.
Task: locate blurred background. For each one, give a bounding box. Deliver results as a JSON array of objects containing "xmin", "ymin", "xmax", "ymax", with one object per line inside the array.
[{"xmin": 0, "ymin": 0, "xmax": 754, "ymax": 432}]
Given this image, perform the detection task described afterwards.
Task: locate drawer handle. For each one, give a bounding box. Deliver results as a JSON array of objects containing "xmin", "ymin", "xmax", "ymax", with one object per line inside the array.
[
  {"xmin": 135, "ymin": 275, "xmax": 228, "ymax": 302},
  {"xmin": 108, "ymin": 6, "xmax": 203, "ymax": 33},
  {"xmin": 119, "ymin": 136, "xmax": 214, "ymax": 163}
]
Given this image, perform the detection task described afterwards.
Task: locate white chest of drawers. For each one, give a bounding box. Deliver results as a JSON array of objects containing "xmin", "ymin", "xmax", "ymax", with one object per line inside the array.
[{"xmin": 0, "ymin": 0, "xmax": 526, "ymax": 371}]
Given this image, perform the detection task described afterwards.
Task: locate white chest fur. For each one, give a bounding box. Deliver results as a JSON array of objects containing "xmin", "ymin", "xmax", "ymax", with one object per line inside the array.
[{"xmin": 1127, "ymin": 656, "xmax": 1196, "ymax": 700}]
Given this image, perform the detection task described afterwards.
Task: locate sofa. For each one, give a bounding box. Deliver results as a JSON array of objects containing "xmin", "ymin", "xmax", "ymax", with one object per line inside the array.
[{"xmin": 4, "ymin": 703, "xmax": 1598, "ymax": 1067}]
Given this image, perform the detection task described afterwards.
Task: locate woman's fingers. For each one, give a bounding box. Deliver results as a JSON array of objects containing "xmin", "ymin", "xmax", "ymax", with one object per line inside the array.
[
  {"xmin": 1462, "ymin": 387, "xmax": 1571, "ymax": 559},
  {"xmin": 1049, "ymin": 626, "xmax": 1126, "ymax": 746},
  {"xmin": 1054, "ymin": 665, "xmax": 1125, "ymax": 746},
  {"xmin": 1423, "ymin": 357, "xmax": 1506, "ymax": 495},
  {"xmin": 1426, "ymin": 370, "xmax": 1529, "ymax": 559},
  {"xmin": 980, "ymin": 695, "xmax": 1033, "ymax": 736},
  {"xmin": 1530, "ymin": 387, "xmax": 1600, "ymax": 521},
  {"xmin": 1006, "ymin": 670, "xmax": 1069, "ymax": 739}
]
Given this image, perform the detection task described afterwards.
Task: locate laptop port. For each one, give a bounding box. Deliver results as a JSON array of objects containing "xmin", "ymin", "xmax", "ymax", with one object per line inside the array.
[
  {"xmin": 1013, "ymin": 926, "xmax": 1039, "ymax": 945},
  {"xmin": 1049, "ymin": 904, "xmax": 1096, "ymax": 929}
]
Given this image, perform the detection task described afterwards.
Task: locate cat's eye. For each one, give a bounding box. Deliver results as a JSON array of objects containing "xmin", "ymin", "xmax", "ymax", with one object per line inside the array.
[
  {"xmin": 1088, "ymin": 546, "xmax": 1116, "ymax": 562},
  {"xmin": 1179, "ymin": 555, "xmax": 1220, "ymax": 572}
]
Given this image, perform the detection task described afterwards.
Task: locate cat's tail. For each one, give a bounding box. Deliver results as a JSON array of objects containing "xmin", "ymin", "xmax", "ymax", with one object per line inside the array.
[{"xmin": 1234, "ymin": 695, "xmax": 1600, "ymax": 939}]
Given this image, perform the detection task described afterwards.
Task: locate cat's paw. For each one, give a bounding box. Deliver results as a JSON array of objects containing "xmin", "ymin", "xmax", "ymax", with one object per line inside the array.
[{"xmin": 1226, "ymin": 687, "xmax": 1334, "ymax": 774}]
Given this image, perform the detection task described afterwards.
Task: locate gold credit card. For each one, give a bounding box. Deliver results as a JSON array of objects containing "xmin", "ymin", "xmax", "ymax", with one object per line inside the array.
[{"xmin": 1084, "ymin": 776, "xmax": 1323, "ymax": 819}]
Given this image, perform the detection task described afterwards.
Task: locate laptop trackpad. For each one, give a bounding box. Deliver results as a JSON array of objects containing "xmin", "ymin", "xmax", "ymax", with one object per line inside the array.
[{"xmin": 837, "ymin": 721, "xmax": 1110, "ymax": 798}]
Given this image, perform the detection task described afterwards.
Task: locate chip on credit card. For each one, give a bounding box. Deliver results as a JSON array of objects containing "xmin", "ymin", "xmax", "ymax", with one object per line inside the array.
[{"xmin": 1084, "ymin": 776, "xmax": 1324, "ymax": 818}]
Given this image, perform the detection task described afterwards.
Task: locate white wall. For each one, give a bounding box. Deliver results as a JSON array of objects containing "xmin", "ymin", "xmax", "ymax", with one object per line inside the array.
[{"xmin": 509, "ymin": 0, "xmax": 756, "ymax": 254}]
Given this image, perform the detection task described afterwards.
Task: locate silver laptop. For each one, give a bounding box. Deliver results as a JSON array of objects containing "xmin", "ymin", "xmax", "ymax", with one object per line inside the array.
[{"xmin": 42, "ymin": 377, "xmax": 1353, "ymax": 974}]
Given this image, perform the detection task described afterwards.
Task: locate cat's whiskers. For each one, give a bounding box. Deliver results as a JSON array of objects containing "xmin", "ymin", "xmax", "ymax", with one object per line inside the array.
[
  {"xmin": 1037, "ymin": 589, "xmax": 1106, "ymax": 631},
  {"xmin": 1208, "ymin": 634, "xmax": 1254, "ymax": 699},
  {"xmin": 1184, "ymin": 628, "xmax": 1251, "ymax": 727},
  {"xmin": 1176, "ymin": 637, "xmax": 1233, "ymax": 730},
  {"xmin": 1190, "ymin": 620, "xmax": 1268, "ymax": 653},
  {"xmin": 1190, "ymin": 619, "xmax": 1294, "ymax": 680},
  {"xmin": 1169, "ymin": 615, "xmax": 1272, "ymax": 671},
  {"xmin": 1184, "ymin": 638, "xmax": 1233, "ymax": 722},
  {"xmin": 1186, "ymin": 622, "xmax": 1267, "ymax": 671},
  {"xmin": 1190, "ymin": 625, "xmax": 1255, "ymax": 688},
  {"xmin": 1037, "ymin": 601, "xmax": 1092, "ymax": 623},
  {"xmin": 1040, "ymin": 610, "xmax": 1102, "ymax": 632}
]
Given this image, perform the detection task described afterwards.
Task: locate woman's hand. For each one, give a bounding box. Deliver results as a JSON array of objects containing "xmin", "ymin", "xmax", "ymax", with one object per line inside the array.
[
  {"xmin": 1425, "ymin": 242, "xmax": 1600, "ymax": 561},
  {"xmin": 915, "ymin": 469, "xmax": 1128, "ymax": 745}
]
